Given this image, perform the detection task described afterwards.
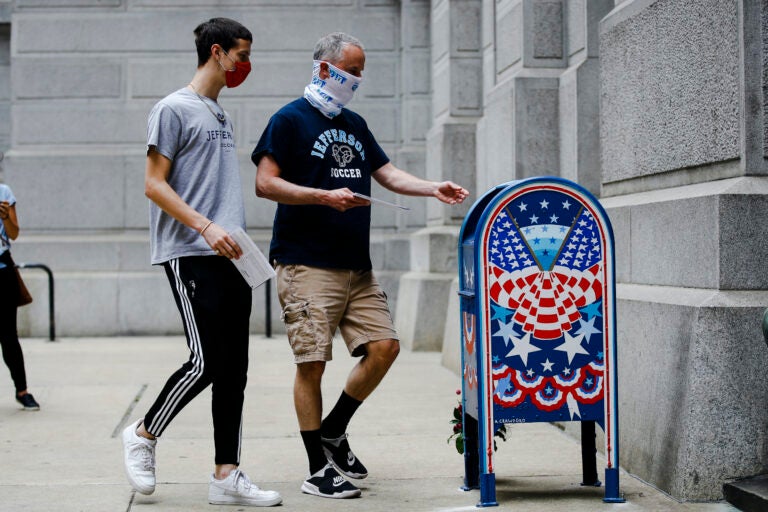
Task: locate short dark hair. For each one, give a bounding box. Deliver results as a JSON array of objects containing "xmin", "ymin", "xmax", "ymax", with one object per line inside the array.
[
  {"xmin": 313, "ymin": 32, "xmax": 364, "ymax": 63},
  {"xmin": 193, "ymin": 18, "xmax": 252, "ymax": 67}
]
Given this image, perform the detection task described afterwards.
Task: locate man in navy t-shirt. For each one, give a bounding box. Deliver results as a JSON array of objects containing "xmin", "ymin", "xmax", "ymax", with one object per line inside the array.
[
  {"xmin": 252, "ymin": 32, "xmax": 469, "ymax": 500},
  {"xmin": 253, "ymin": 96, "xmax": 387, "ymax": 271}
]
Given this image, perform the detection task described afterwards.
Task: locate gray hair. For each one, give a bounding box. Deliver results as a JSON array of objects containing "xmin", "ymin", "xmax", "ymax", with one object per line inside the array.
[{"xmin": 313, "ymin": 32, "xmax": 364, "ymax": 63}]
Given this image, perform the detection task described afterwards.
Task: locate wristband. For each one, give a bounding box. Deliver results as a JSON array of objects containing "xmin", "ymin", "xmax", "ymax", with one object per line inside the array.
[{"xmin": 200, "ymin": 220, "xmax": 214, "ymax": 235}]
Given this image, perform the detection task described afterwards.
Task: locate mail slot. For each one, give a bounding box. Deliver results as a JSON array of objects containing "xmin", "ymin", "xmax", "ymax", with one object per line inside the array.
[{"xmin": 458, "ymin": 177, "xmax": 624, "ymax": 506}]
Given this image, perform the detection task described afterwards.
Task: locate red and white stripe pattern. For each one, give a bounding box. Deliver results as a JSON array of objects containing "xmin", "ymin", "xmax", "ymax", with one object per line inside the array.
[{"xmin": 489, "ymin": 261, "xmax": 602, "ymax": 340}]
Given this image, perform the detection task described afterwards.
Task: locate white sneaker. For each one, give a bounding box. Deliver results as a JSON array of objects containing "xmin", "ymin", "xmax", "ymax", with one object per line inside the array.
[
  {"xmin": 121, "ymin": 419, "xmax": 157, "ymax": 495},
  {"xmin": 209, "ymin": 469, "xmax": 282, "ymax": 507}
]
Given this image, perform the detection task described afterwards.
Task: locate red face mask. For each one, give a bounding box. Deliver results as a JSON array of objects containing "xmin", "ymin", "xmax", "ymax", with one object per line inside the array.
[{"xmin": 219, "ymin": 50, "xmax": 251, "ymax": 88}]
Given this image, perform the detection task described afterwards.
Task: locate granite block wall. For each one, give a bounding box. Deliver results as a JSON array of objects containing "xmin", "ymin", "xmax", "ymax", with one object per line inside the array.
[
  {"xmin": 4, "ymin": 1, "xmax": 418, "ymax": 337},
  {"xmin": 597, "ymin": 0, "xmax": 768, "ymax": 501},
  {"xmin": 612, "ymin": 284, "xmax": 768, "ymax": 500},
  {"xmin": 600, "ymin": 0, "xmax": 742, "ymax": 192}
]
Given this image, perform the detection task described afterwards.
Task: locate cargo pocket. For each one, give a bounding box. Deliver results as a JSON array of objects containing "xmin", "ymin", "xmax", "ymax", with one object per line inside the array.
[{"xmin": 281, "ymin": 301, "xmax": 317, "ymax": 355}]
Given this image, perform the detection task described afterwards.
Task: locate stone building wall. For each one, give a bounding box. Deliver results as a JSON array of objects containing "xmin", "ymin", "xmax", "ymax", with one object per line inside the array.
[
  {"xmin": 4, "ymin": 0, "xmax": 425, "ymax": 336},
  {"xmin": 598, "ymin": 0, "xmax": 768, "ymax": 501}
]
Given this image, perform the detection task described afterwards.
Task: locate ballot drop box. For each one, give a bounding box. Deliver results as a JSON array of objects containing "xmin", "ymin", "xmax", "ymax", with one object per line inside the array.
[{"xmin": 458, "ymin": 177, "xmax": 623, "ymax": 506}]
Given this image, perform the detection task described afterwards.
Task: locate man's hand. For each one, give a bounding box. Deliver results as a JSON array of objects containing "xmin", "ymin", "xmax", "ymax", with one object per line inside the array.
[
  {"xmin": 320, "ymin": 188, "xmax": 371, "ymax": 212},
  {"xmin": 371, "ymin": 163, "xmax": 469, "ymax": 205},
  {"xmin": 435, "ymin": 181, "xmax": 469, "ymax": 205},
  {"xmin": 0, "ymin": 201, "xmax": 9, "ymax": 220},
  {"xmin": 201, "ymin": 222, "xmax": 243, "ymax": 260}
]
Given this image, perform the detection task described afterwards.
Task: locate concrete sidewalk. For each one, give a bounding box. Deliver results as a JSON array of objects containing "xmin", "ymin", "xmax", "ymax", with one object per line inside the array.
[{"xmin": 0, "ymin": 336, "xmax": 737, "ymax": 512}]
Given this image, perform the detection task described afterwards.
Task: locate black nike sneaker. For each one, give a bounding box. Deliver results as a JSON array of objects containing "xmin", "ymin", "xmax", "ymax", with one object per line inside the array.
[
  {"xmin": 301, "ymin": 464, "xmax": 361, "ymax": 499},
  {"xmin": 320, "ymin": 433, "xmax": 368, "ymax": 479}
]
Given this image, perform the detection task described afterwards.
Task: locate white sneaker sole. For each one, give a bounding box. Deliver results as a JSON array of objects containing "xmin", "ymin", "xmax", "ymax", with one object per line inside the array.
[
  {"xmin": 208, "ymin": 493, "xmax": 283, "ymax": 507},
  {"xmin": 300, "ymin": 481, "xmax": 361, "ymax": 499}
]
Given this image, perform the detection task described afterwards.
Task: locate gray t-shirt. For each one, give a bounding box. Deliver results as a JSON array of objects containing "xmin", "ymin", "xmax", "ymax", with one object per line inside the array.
[{"xmin": 147, "ymin": 88, "xmax": 246, "ymax": 264}]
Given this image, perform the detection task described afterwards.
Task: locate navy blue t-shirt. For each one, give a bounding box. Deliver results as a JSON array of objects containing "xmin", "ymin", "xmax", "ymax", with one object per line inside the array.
[{"xmin": 252, "ymin": 98, "xmax": 389, "ymax": 270}]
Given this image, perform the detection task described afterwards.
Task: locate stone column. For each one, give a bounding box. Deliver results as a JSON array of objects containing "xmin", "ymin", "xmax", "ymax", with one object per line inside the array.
[
  {"xmin": 599, "ymin": 0, "xmax": 768, "ymax": 501},
  {"xmin": 558, "ymin": 0, "xmax": 613, "ymax": 195},
  {"xmin": 395, "ymin": 0, "xmax": 481, "ymax": 351},
  {"xmin": 475, "ymin": 0, "xmax": 565, "ymax": 195},
  {"xmin": 395, "ymin": 0, "xmax": 431, "ymax": 215},
  {"xmin": 473, "ymin": 0, "xmax": 610, "ymax": 193},
  {"xmin": 443, "ymin": 0, "xmax": 612, "ymax": 369}
]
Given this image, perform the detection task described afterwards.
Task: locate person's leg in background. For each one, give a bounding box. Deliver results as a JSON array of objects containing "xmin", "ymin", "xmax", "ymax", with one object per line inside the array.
[{"xmin": 0, "ymin": 264, "xmax": 38, "ymax": 411}]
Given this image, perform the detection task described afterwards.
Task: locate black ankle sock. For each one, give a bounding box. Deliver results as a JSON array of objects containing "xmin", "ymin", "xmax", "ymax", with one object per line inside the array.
[
  {"xmin": 300, "ymin": 429, "xmax": 328, "ymax": 475},
  {"xmin": 321, "ymin": 391, "xmax": 362, "ymax": 439}
]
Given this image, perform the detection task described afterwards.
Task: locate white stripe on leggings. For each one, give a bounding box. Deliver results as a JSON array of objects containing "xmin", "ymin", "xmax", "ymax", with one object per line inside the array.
[{"xmin": 147, "ymin": 258, "xmax": 205, "ymax": 435}]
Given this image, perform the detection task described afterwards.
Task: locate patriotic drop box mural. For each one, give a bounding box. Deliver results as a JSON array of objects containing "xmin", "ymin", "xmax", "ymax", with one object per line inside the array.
[{"xmin": 458, "ymin": 178, "xmax": 623, "ymax": 506}]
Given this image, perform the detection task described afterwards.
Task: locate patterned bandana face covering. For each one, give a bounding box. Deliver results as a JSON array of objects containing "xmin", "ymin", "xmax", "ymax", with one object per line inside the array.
[{"xmin": 303, "ymin": 60, "xmax": 363, "ymax": 119}]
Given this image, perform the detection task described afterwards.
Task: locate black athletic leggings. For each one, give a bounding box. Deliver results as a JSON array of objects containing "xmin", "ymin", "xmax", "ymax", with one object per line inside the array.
[
  {"xmin": 0, "ymin": 252, "xmax": 27, "ymax": 394},
  {"xmin": 143, "ymin": 255, "xmax": 252, "ymax": 465}
]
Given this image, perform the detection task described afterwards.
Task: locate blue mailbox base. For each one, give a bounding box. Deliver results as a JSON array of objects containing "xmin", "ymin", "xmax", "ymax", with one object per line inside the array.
[
  {"xmin": 479, "ymin": 473, "xmax": 498, "ymax": 507},
  {"xmin": 603, "ymin": 468, "xmax": 625, "ymax": 503}
]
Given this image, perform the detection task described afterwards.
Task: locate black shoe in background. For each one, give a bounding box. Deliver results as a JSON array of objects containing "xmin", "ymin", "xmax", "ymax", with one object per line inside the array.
[{"xmin": 16, "ymin": 393, "xmax": 40, "ymax": 411}]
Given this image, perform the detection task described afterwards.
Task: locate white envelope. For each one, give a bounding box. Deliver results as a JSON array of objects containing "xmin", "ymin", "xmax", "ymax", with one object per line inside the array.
[{"xmin": 228, "ymin": 228, "xmax": 276, "ymax": 289}]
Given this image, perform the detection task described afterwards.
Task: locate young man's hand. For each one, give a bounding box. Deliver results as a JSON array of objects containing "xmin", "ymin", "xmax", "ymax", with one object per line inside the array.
[{"xmin": 202, "ymin": 223, "xmax": 243, "ymax": 259}]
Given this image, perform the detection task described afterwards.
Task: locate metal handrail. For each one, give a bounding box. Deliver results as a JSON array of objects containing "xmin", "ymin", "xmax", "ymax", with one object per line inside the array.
[
  {"xmin": 14, "ymin": 260, "xmax": 269, "ymax": 341},
  {"xmin": 13, "ymin": 262, "xmax": 269, "ymax": 341},
  {"xmin": 16, "ymin": 263, "xmax": 55, "ymax": 341},
  {"xmin": 265, "ymin": 279, "xmax": 272, "ymax": 338},
  {"xmin": 763, "ymin": 308, "xmax": 768, "ymax": 346}
]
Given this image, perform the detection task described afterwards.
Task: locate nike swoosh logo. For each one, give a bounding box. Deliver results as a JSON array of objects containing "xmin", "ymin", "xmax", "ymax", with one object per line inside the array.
[{"xmin": 347, "ymin": 453, "xmax": 356, "ymax": 466}]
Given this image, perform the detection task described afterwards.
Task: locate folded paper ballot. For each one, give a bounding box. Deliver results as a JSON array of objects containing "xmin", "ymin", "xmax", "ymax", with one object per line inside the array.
[
  {"xmin": 353, "ymin": 192, "xmax": 410, "ymax": 210},
  {"xmin": 229, "ymin": 228, "xmax": 276, "ymax": 289}
]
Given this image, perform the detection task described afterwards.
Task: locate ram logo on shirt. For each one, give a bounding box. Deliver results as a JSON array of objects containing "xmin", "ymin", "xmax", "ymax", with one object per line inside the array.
[{"xmin": 310, "ymin": 129, "xmax": 366, "ymax": 162}]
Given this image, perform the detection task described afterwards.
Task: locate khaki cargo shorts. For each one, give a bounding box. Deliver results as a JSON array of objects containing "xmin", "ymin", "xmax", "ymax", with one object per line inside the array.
[{"xmin": 276, "ymin": 264, "xmax": 399, "ymax": 363}]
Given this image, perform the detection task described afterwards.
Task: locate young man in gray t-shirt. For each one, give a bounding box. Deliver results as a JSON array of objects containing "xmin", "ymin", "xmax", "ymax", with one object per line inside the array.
[{"xmin": 121, "ymin": 18, "xmax": 281, "ymax": 508}]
